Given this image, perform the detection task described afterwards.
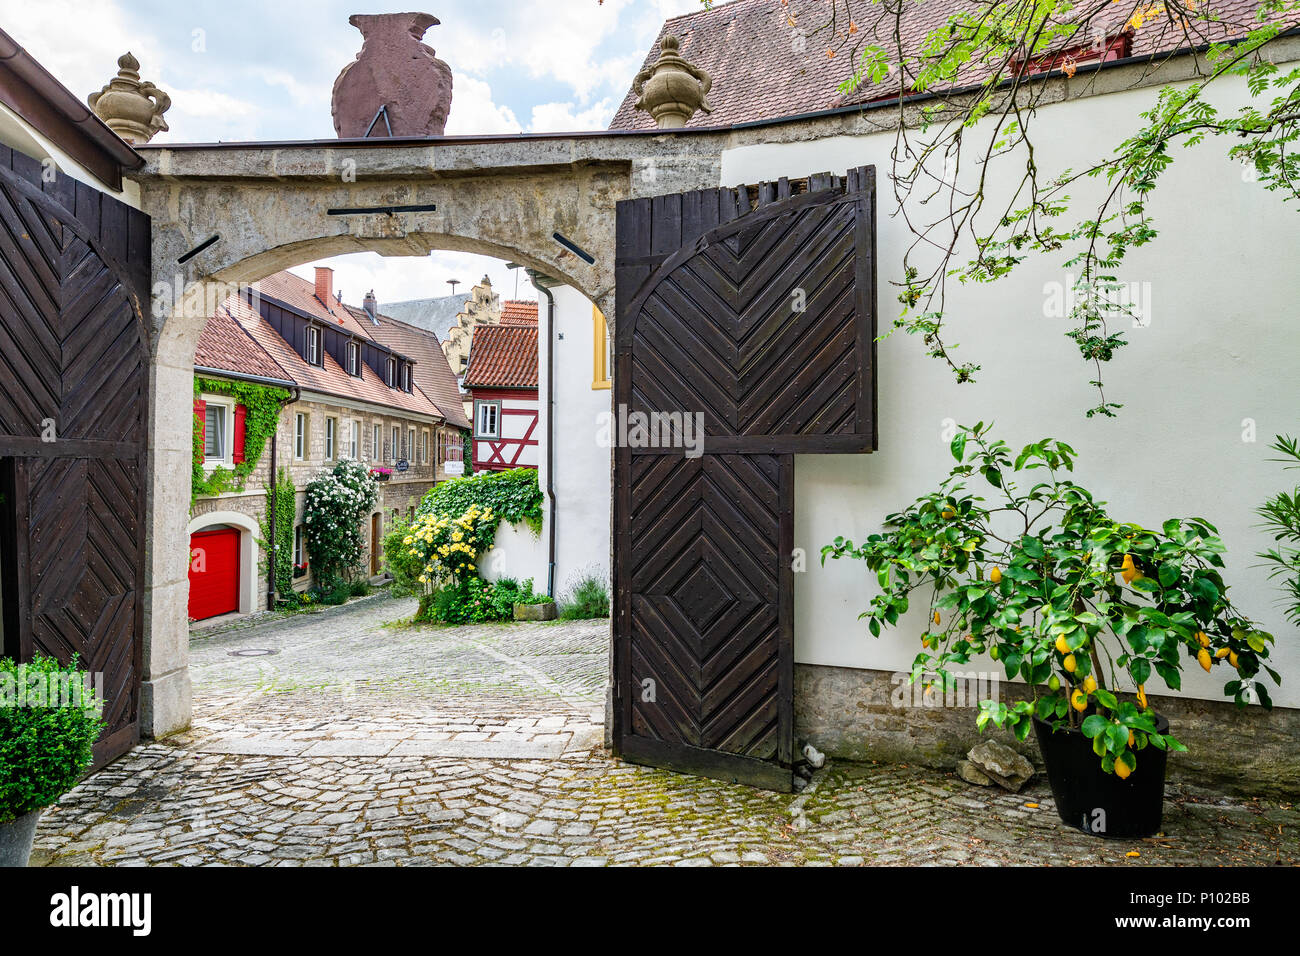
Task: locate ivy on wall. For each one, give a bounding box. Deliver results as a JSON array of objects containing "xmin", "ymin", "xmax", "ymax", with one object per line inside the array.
[
  {"xmin": 257, "ymin": 466, "xmax": 297, "ymax": 600},
  {"xmin": 192, "ymin": 376, "xmax": 291, "ymax": 506},
  {"xmin": 463, "ymin": 432, "xmax": 474, "ymax": 477}
]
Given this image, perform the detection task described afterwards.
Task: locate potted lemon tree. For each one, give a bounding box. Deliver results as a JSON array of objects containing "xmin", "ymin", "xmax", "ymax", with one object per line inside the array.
[
  {"xmin": 823, "ymin": 424, "xmax": 1279, "ymax": 838},
  {"xmin": 0, "ymin": 654, "xmax": 103, "ymax": 865}
]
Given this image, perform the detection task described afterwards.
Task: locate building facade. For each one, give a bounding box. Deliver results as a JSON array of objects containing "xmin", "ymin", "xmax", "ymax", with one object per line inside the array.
[
  {"xmin": 187, "ymin": 267, "xmax": 470, "ymax": 621},
  {"xmin": 463, "ymin": 316, "xmax": 540, "ymax": 473}
]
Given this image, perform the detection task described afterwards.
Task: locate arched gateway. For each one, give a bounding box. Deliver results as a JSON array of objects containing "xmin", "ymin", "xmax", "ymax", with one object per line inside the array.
[{"xmin": 117, "ymin": 132, "xmax": 877, "ymax": 790}]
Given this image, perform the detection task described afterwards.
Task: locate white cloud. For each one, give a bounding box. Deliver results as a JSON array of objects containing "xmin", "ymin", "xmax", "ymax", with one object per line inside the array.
[
  {"xmin": 443, "ymin": 75, "xmax": 522, "ymax": 136},
  {"xmin": 528, "ymin": 99, "xmax": 618, "ymax": 134}
]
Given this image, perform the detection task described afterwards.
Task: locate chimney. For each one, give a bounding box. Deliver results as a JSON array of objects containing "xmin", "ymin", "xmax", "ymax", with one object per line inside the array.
[
  {"xmin": 363, "ymin": 289, "xmax": 379, "ymax": 324},
  {"xmin": 314, "ymin": 267, "xmax": 334, "ymax": 305}
]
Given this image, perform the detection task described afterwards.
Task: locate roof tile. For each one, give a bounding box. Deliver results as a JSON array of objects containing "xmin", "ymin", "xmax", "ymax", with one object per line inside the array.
[{"xmin": 463, "ymin": 324, "xmax": 538, "ymax": 390}]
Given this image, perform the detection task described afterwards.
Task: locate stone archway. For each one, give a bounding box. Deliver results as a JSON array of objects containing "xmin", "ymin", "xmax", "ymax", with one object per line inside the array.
[
  {"xmin": 131, "ymin": 133, "xmax": 728, "ymax": 738},
  {"xmin": 186, "ymin": 511, "xmax": 261, "ymax": 618}
]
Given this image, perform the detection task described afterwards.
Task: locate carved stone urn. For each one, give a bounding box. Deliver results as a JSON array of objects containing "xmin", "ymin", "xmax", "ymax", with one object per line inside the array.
[
  {"xmin": 331, "ymin": 12, "xmax": 454, "ymax": 137},
  {"xmin": 87, "ymin": 52, "xmax": 171, "ymax": 145},
  {"xmin": 633, "ymin": 35, "xmax": 712, "ymax": 129}
]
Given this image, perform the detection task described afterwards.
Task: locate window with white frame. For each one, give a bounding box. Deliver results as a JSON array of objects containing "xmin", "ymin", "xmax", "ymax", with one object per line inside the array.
[
  {"xmin": 475, "ymin": 401, "xmax": 500, "ymax": 439},
  {"xmin": 348, "ymin": 421, "xmax": 359, "ymax": 459},
  {"xmin": 421, "ymin": 429, "xmax": 429, "ymax": 465},
  {"xmin": 408, "ymin": 428, "xmax": 415, "ymax": 463},
  {"xmin": 293, "ymin": 525, "xmax": 304, "ymax": 566},
  {"xmin": 347, "ymin": 340, "xmax": 360, "ymax": 377},
  {"xmin": 373, "ymin": 423, "xmax": 382, "ymax": 461},
  {"xmin": 325, "ymin": 417, "xmax": 336, "ymax": 460},
  {"xmin": 202, "ymin": 398, "xmax": 232, "ymax": 464},
  {"xmin": 402, "ymin": 364, "xmax": 411, "ymax": 392},
  {"xmin": 295, "ymin": 412, "xmax": 307, "ymax": 460},
  {"xmin": 386, "ymin": 357, "xmax": 396, "ymax": 387},
  {"xmin": 392, "ymin": 426, "xmax": 400, "ymax": 461},
  {"xmin": 306, "ymin": 326, "xmax": 322, "ymax": 366}
]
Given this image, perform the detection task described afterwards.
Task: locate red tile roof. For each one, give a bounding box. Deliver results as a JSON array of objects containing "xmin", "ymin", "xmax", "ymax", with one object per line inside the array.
[
  {"xmin": 194, "ymin": 307, "xmax": 290, "ymax": 382},
  {"xmin": 463, "ymin": 324, "xmax": 538, "ymax": 390},
  {"xmin": 500, "ymin": 299, "xmax": 539, "ymax": 325},
  {"xmin": 609, "ymin": 0, "xmax": 1295, "ymax": 129},
  {"xmin": 197, "ymin": 270, "xmax": 447, "ymax": 421},
  {"xmin": 349, "ymin": 304, "xmax": 471, "ymax": 429}
]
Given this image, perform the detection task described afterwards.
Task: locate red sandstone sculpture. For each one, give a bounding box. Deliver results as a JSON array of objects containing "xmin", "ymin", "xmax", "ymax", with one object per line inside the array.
[{"xmin": 331, "ymin": 12, "xmax": 453, "ymax": 138}]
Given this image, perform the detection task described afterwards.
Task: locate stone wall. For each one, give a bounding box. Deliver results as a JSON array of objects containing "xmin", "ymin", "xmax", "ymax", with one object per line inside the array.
[{"xmin": 794, "ymin": 663, "xmax": 1300, "ymax": 798}]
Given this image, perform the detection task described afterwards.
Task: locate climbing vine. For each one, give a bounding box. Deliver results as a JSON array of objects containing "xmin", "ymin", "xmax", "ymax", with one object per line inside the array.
[
  {"xmin": 257, "ymin": 466, "xmax": 297, "ymax": 601},
  {"xmin": 192, "ymin": 376, "xmax": 290, "ymax": 506}
]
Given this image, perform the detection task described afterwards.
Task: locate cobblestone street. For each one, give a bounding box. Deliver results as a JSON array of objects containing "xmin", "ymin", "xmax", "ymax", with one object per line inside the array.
[{"xmin": 31, "ymin": 594, "xmax": 1300, "ymax": 866}]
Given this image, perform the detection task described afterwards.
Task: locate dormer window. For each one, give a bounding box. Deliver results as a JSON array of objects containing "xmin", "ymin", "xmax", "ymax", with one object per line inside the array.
[
  {"xmin": 347, "ymin": 341, "xmax": 361, "ymax": 377},
  {"xmin": 305, "ymin": 326, "xmax": 322, "ymax": 366},
  {"xmin": 386, "ymin": 356, "xmax": 397, "ymax": 387},
  {"xmin": 401, "ymin": 363, "xmax": 411, "ymax": 392}
]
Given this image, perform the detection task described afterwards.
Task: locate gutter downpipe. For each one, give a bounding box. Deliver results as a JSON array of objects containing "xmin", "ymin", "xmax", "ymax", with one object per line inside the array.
[{"xmin": 529, "ymin": 270, "xmax": 558, "ymax": 599}]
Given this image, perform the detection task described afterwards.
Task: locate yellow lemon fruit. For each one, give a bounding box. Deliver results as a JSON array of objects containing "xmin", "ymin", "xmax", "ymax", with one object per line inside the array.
[
  {"xmin": 1055, "ymin": 636, "xmax": 1070, "ymax": 655},
  {"xmin": 941, "ymin": 508, "xmax": 955, "ymax": 520},
  {"xmin": 1114, "ymin": 755, "xmax": 1132, "ymax": 780},
  {"xmin": 1128, "ymin": 729, "xmax": 1136, "ymax": 748},
  {"xmin": 1120, "ymin": 553, "xmax": 1137, "ymax": 583},
  {"xmin": 1215, "ymin": 647, "xmax": 1230, "ymax": 659},
  {"xmin": 1229, "ymin": 651, "xmax": 1240, "ymax": 669},
  {"xmin": 1071, "ymin": 689, "xmax": 1088, "ymax": 712},
  {"xmin": 1197, "ymin": 648, "xmax": 1212, "ymax": 673},
  {"xmin": 989, "ymin": 566, "xmax": 1002, "ymax": 585},
  {"xmin": 1196, "ymin": 631, "xmax": 1210, "ymax": 648},
  {"xmin": 1136, "ymin": 685, "xmax": 1148, "ymax": 710},
  {"xmin": 1083, "ymin": 675, "xmax": 1097, "ymax": 694},
  {"xmin": 933, "ymin": 611, "xmax": 941, "ymax": 626},
  {"xmin": 1063, "ymin": 653, "xmax": 1078, "ymax": 674}
]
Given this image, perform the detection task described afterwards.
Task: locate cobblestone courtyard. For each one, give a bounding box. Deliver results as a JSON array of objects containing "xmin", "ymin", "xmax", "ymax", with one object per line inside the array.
[{"xmin": 32, "ymin": 594, "xmax": 1300, "ymax": 866}]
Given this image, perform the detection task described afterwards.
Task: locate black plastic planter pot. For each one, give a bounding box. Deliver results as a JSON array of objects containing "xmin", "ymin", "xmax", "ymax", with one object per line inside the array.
[{"xmin": 1033, "ymin": 713, "xmax": 1170, "ymax": 839}]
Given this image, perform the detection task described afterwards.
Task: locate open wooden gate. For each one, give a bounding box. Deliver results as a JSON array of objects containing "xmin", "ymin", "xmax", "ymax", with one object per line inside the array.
[
  {"xmin": 0, "ymin": 152, "xmax": 151, "ymax": 769},
  {"xmin": 613, "ymin": 167, "xmax": 877, "ymax": 791}
]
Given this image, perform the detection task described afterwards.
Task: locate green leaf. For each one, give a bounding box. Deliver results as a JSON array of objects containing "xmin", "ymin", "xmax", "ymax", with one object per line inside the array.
[{"xmin": 1081, "ymin": 715, "xmax": 1108, "ymax": 738}]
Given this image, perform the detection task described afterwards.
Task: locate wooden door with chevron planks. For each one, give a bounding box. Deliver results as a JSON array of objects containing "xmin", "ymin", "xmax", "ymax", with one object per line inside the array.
[
  {"xmin": 0, "ymin": 153, "xmax": 151, "ymax": 769},
  {"xmin": 613, "ymin": 167, "xmax": 876, "ymax": 790}
]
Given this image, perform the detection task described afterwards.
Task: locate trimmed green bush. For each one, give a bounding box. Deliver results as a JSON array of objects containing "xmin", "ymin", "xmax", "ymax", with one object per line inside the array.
[
  {"xmin": 418, "ymin": 467, "xmax": 543, "ymax": 534},
  {"xmin": 560, "ymin": 576, "xmax": 610, "ymax": 620},
  {"xmin": 0, "ymin": 655, "xmax": 104, "ymax": 823}
]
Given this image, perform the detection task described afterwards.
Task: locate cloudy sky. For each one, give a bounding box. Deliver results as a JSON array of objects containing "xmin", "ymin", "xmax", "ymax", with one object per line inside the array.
[{"xmin": 4, "ymin": 0, "xmax": 700, "ymax": 304}]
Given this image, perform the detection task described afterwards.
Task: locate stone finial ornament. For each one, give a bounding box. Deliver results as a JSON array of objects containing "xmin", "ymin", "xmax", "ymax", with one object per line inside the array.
[
  {"xmin": 632, "ymin": 34, "xmax": 712, "ymax": 129},
  {"xmin": 331, "ymin": 12, "xmax": 454, "ymax": 138},
  {"xmin": 87, "ymin": 52, "xmax": 171, "ymax": 145}
]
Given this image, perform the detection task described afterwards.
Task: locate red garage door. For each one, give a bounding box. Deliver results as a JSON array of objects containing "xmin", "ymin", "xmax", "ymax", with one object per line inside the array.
[{"xmin": 189, "ymin": 527, "xmax": 240, "ymax": 621}]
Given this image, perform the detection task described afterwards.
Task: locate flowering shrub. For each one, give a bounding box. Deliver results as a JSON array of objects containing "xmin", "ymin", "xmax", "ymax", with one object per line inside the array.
[
  {"xmin": 303, "ymin": 458, "xmax": 377, "ymax": 587},
  {"xmin": 400, "ymin": 502, "xmax": 496, "ymax": 588}
]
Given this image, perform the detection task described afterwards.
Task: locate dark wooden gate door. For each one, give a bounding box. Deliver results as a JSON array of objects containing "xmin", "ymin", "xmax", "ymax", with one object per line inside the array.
[
  {"xmin": 0, "ymin": 153, "xmax": 151, "ymax": 769},
  {"xmin": 613, "ymin": 167, "xmax": 876, "ymax": 790}
]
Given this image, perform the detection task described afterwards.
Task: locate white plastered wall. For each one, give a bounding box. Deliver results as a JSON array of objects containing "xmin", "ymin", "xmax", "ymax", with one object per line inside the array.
[{"xmin": 718, "ymin": 70, "xmax": 1300, "ymax": 708}]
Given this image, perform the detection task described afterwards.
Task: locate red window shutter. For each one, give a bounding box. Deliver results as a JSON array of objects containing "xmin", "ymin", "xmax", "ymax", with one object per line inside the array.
[
  {"xmin": 232, "ymin": 404, "xmax": 247, "ymax": 464},
  {"xmin": 194, "ymin": 398, "xmax": 207, "ymax": 466}
]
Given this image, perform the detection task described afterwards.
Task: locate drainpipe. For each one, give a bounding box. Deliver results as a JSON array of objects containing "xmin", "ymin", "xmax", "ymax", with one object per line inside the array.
[
  {"xmin": 528, "ymin": 270, "xmax": 558, "ymax": 599},
  {"xmin": 266, "ymin": 386, "xmax": 301, "ymax": 610}
]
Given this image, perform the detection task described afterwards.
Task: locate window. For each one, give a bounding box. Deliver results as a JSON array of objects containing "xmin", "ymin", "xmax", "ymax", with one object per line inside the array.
[
  {"xmin": 386, "ymin": 357, "xmax": 397, "ymax": 387},
  {"xmin": 592, "ymin": 305, "xmax": 611, "ymax": 390},
  {"xmin": 204, "ymin": 404, "xmax": 226, "ymax": 461},
  {"xmin": 408, "ymin": 428, "xmax": 415, "ymax": 463},
  {"xmin": 373, "ymin": 424, "xmax": 382, "ymax": 462},
  {"xmin": 293, "ymin": 526, "xmax": 304, "ymax": 566},
  {"xmin": 421, "ymin": 430, "xmax": 429, "ymax": 465},
  {"xmin": 306, "ymin": 326, "xmax": 322, "ymax": 366},
  {"xmin": 294, "ymin": 412, "xmax": 306, "ymax": 460},
  {"xmin": 325, "ymin": 418, "xmax": 336, "ymax": 461},
  {"xmin": 348, "ymin": 421, "xmax": 359, "ymax": 459},
  {"xmin": 392, "ymin": 426, "xmax": 400, "ymax": 462},
  {"xmin": 475, "ymin": 401, "xmax": 500, "ymax": 439},
  {"xmin": 347, "ymin": 341, "xmax": 361, "ymax": 377},
  {"xmin": 436, "ymin": 430, "xmax": 443, "ymax": 465},
  {"xmin": 402, "ymin": 364, "xmax": 411, "ymax": 392}
]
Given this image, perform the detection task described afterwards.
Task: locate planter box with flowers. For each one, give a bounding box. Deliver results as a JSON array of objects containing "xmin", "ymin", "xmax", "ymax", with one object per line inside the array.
[
  {"xmin": 369, "ymin": 466, "xmax": 392, "ymax": 482},
  {"xmin": 823, "ymin": 425, "xmax": 1279, "ymax": 838},
  {"xmin": 0, "ymin": 655, "xmax": 104, "ymax": 866}
]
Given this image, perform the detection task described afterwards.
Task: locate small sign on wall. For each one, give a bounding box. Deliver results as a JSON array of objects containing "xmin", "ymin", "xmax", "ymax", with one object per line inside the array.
[
  {"xmin": 444, "ymin": 460, "xmax": 464, "ymax": 476},
  {"xmin": 396, "ymin": 459, "xmax": 409, "ymax": 472}
]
